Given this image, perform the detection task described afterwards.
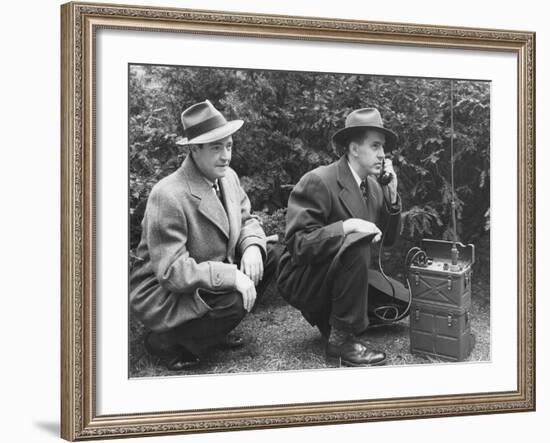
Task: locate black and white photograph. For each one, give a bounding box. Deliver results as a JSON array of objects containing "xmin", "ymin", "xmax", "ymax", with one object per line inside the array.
[
  {"xmin": 128, "ymin": 64, "xmax": 491, "ymax": 377},
  {"xmin": 55, "ymin": 1, "xmax": 538, "ymax": 440}
]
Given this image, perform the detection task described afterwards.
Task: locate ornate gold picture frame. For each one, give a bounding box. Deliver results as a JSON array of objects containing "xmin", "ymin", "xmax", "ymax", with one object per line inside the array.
[{"xmin": 61, "ymin": 1, "xmax": 535, "ymax": 440}]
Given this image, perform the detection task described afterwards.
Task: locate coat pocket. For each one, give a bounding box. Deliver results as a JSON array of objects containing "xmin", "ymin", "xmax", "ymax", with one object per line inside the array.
[{"xmin": 193, "ymin": 288, "xmax": 214, "ymax": 315}]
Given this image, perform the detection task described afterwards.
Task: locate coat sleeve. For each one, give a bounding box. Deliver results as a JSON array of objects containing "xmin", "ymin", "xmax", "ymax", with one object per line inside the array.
[
  {"xmin": 379, "ymin": 184, "xmax": 402, "ymax": 247},
  {"xmin": 285, "ymin": 172, "xmax": 346, "ymax": 265},
  {"xmin": 145, "ymin": 186, "xmax": 237, "ymax": 293},
  {"xmin": 234, "ymin": 172, "xmax": 267, "ymax": 258}
]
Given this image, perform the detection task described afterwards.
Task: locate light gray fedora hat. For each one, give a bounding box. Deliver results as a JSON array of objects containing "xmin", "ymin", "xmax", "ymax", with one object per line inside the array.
[
  {"xmin": 332, "ymin": 107, "xmax": 397, "ymax": 150},
  {"xmin": 176, "ymin": 100, "xmax": 243, "ymax": 145}
]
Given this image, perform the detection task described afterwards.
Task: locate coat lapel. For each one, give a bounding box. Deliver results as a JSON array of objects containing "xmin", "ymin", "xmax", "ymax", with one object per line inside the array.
[
  {"xmin": 198, "ymin": 192, "xmax": 230, "ymax": 239},
  {"xmin": 219, "ymin": 176, "xmax": 240, "ymax": 256},
  {"xmin": 181, "ymin": 156, "xmax": 230, "ymax": 238},
  {"xmin": 364, "ymin": 176, "xmax": 382, "ymax": 220},
  {"xmin": 336, "ymin": 156, "xmax": 368, "ymax": 219}
]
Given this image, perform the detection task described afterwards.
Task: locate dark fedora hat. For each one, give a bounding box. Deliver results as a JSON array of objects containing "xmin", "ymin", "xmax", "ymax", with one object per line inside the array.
[
  {"xmin": 332, "ymin": 108, "xmax": 397, "ymax": 150},
  {"xmin": 176, "ymin": 100, "xmax": 243, "ymax": 145}
]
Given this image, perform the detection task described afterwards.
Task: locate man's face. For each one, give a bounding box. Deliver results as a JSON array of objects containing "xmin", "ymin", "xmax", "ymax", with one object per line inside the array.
[
  {"xmin": 191, "ymin": 135, "xmax": 233, "ymax": 181},
  {"xmin": 350, "ymin": 130, "xmax": 386, "ymax": 178}
]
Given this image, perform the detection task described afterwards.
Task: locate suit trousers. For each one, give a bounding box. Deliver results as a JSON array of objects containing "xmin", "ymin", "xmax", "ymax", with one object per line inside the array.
[
  {"xmin": 147, "ymin": 242, "xmax": 283, "ymax": 356},
  {"xmin": 279, "ymin": 237, "xmax": 404, "ymax": 337},
  {"xmin": 330, "ymin": 239, "xmax": 376, "ymax": 333}
]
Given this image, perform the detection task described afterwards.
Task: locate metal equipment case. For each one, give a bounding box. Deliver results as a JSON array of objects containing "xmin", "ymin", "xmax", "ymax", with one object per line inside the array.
[{"xmin": 408, "ymin": 240, "xmax": 476, "ymax": 361}]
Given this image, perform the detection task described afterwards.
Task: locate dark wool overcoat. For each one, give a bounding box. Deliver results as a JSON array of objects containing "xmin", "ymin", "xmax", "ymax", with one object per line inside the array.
[
  {"xmin": 130, "ymin": 155, "xmax": 266, "ymax": 332},
  {"xmin": 277, "ymin": 155, "xmax": 405, "ymax": 332}
]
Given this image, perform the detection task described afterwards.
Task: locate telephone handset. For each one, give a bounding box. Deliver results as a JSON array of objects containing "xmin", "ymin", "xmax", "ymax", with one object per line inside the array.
[{"xmin": 377, "ymin": 157, "xmax": 393, "ymax": 186}]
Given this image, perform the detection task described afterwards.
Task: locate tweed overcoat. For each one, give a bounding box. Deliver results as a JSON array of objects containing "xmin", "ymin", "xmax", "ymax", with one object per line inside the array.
[
  {"xmin": 277, "ymin": 155, "xmax": 403, "ymax": 329},
  {"xmin": 130, "ymin": 155, "xmax": 266, "ymax": 332}
]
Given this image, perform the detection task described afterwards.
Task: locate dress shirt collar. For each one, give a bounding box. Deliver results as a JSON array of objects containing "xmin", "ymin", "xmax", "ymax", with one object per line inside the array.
[
  {"xmin": 347, "ymin": 159, "xmax": 363, "ymax": 188},
  {"xmin": 202, "ymin": 176, "xmax": 218, "ymax": 191}
]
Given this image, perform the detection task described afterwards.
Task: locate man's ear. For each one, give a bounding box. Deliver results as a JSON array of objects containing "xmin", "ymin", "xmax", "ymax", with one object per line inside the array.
[{"xmin": 348, "ymin": 141, "xmax": 358, "ymax": 158}]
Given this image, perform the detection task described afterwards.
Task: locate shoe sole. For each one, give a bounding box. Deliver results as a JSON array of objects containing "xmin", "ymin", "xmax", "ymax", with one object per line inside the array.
[
  {"xmin": 167, "ymin": 358, "xmax": 201, "ymax": 371},
  {"xmin": 327, "ymin": 355, "xmax": 387, "ymax": 367}
]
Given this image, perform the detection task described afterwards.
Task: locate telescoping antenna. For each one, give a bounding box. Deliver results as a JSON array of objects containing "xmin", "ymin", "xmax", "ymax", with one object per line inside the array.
[
  {"xmin": 449, "ymin": 80, "xmax": 460, "ymax": 270},
  {"xmin": 406, "ymin": 80, "xmax": 476, "ymax": 361},
  {"xmin": 373, "ymin": 79, "xmax": 462, "ymax": 323}
]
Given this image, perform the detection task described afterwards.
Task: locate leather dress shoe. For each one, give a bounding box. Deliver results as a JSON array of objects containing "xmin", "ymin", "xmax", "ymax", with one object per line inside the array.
[
  {"xmin": 164, "ymin": 350, "xmax": 201, "ymax": 371},
  {"xmin": 144, "ymin": 332, "xmax": 200, "ymax": 371},
  {"xmin": 326, "ymin": 338, "xmax": 386, "ymax": 367},
  {"xmin": 215, "ymin": 333, "xmax": 245, "ymax": 350}
]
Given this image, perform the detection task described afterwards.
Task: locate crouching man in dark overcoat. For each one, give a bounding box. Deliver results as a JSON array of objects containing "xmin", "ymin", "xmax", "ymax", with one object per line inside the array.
[{"xmin": 277, "ymin": 108, "xmax": 408, "ymax": 367}]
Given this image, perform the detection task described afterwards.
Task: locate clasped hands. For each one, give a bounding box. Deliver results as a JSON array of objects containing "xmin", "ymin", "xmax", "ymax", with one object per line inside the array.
[{"xmin": 235, "ymin": 245, "xmax": 264, "ymax": 312}]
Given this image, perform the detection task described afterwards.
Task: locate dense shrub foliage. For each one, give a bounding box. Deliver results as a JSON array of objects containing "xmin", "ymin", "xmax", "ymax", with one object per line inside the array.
[{"xmin": 129, "ymin": 65, "xmax": 490, "ymax": 251}]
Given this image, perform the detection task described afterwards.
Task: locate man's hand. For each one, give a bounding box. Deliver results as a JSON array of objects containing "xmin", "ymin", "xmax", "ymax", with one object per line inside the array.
[
  {"xmin": 240, "ymin": 245, "xmax": 264, "ymax": 286},
  {"xmin": 235, "ymin": 270, "xmax": 257, "ymax": 312},
  {"xmin": 342, "ymin": 218, "xmax": 382, "ymax": 243},
  {"xmin": 383, "ymin": 157, "xmax": 398, "ymax": 204}
]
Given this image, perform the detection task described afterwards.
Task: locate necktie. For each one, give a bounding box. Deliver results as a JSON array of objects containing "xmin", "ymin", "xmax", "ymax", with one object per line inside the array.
[
  {"xmin": 213, "ymin": 181, "xmax": 226, "ymax": 213},
  {"xmin": 360, "ymin": 179, "xmax": 369, "ymax": 201},
  {"xmin": 213, "ymin": 181, "xmax": 222, "ymax": 200}
]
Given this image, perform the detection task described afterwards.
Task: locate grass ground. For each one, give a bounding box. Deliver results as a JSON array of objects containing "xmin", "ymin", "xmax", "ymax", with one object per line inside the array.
[{"xmin": 129, "ymin": 248, "xmax": 490, "ymax": 377}]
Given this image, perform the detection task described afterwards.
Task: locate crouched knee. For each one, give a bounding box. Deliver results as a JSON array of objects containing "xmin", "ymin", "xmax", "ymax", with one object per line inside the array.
[{"xmin": 340, "ymin": 238, "xmax": 372, "ymax": 267}]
